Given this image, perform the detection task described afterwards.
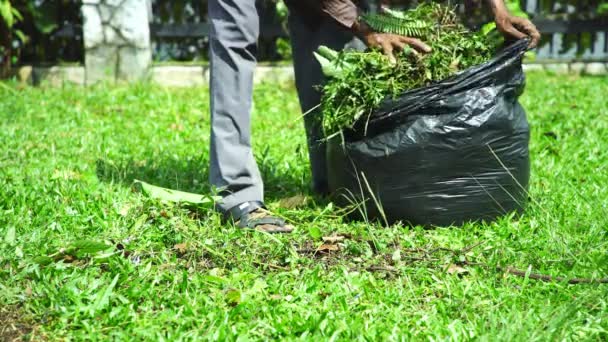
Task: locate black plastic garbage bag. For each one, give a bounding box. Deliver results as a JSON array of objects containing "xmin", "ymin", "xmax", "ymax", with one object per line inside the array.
[{"xmin": 327, "ymin": 39, "xmax": 530, "ymax": 226}]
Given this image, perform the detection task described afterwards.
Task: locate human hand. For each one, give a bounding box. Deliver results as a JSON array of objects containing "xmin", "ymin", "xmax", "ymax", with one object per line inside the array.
[
  {"xmin": 352, "ymin": 21, "xmax": 431, "ymax": 64},
  {"xmin": 494, "ymin": 14, "xmax": 540, "ymax": 48}
]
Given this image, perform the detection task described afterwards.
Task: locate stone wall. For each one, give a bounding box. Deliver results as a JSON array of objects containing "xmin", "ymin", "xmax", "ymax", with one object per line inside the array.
[{"xmin": 82, "ymin": 0, "xmax": 152, "ymax": 84}]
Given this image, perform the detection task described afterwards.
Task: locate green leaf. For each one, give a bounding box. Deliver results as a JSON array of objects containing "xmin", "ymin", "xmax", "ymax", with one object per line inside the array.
[
  {"xmin": 133, "ymin": 179, "xmax": 219, "ymax": 208},
  {"xmin": 506, "ymin": 0, "xmax": 528, "ymax": 18},
  {"xmin": 481, "ymin": 22, "xmax": 496, "ymax": 36},
  {"xmin": 314, "ymin": 51, "xmax": 341, "ymax": 78},
  {"xmin": 309, "ymin": 227, "xmax": 323, "ymax": 239},
  {"xmin": 11, "ymin": 6, "xmax": 21, "ymax": 21},
  {"xmin": 70, "ymin": 240, "xmax": 110, "ymax": 254},
  {"xmin": 0, "ymin": 0, "xmax": 14, "ymax": 28},
  {"xmin": 203, "ymin": 275, "xmax": 228, "ymax": 286},
  {"xmin": 317, "ymin": 45, "xmax": 339, "ymax": 61},
  {"xmin": 30, "ymin": 1, "xmax": 58, "ymax": 33},
  {"xmin": 4, "ymin": 226, "xmax": 15, "ymax": 245},
  {"xmin": 14, "ymin": 29, "xmax": 28, "ymax": 44},
  {"xmin": 130, "ymin": 214, "xmax": 148, "ymax": 232},
  {"xmin": 225, "ymin": 289, "xmax": 242, "ymax": 306},
  {"xmin": 275, "ymin": 0, "xmax": 288, "ymax": 18},
  {"xmin": 32, "ymin": 255, "xmax": 53, "ymax": 266},
  {"xmin": 90, "ymin": 274, "xmax": 120, "ymax": 316},
  {"xmin": 35, "ymin": 21, "xmax": 58, "ymax": 34}
]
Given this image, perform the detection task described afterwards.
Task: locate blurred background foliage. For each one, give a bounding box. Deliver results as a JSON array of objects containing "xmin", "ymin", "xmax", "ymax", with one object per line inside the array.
[
  {"xmin": 0, "ymin": 0, "xmax": 82, "ymax": 77},
  {"xmin": 0, "ymin": 0, "xmax": 606, "ymax": 77}
]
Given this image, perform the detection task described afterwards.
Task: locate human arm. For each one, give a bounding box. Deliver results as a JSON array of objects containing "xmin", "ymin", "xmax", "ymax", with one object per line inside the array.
[
  {"xmin": 486, "ymin": 0, "xmax": 541, "ymax": 48},
  {"xmin": 295, "ymin": 0, "xmax": 431, "ymax": 62}
]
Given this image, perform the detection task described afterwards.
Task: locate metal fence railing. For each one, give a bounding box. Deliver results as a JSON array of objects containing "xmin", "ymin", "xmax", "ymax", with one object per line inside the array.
[
  {"xmin": 147, "ymin": 0, "xmax": 608, "ymax": 62},
  {"xmin": 522, "ymin": 0, "xmax": 608, "ymax": 60},
  {"xmin": 22, "ymin": 0, "xmax": 608, "ymax": 63}
]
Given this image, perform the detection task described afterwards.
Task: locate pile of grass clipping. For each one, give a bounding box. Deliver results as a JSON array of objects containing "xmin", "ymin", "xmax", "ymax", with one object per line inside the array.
[{"xmin": 315, "ymin": 3, "xmax": 501, "ymax": 137}]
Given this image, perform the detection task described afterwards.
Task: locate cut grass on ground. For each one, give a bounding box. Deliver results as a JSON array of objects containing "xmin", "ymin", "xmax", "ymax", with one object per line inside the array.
[{"xmin": 1, "ymin": 73, "xmax": 607, "ymax": 340}]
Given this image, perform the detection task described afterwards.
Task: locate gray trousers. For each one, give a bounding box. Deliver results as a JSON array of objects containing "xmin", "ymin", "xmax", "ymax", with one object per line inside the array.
[{"xmin": 209, "ymin": 0, "xmax": 365, "ymax": 212}]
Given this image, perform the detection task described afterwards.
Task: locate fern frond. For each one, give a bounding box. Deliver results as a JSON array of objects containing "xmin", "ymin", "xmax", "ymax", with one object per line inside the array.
[{"xmin": 361, "ymin": 14, "xmax": 431, "ymax": 38}]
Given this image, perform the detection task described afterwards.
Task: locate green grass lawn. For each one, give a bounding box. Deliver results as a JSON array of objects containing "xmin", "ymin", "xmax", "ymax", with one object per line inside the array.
[{"xmin": 1, "ymin": 73, "xmax": 607, "ymax": 340}]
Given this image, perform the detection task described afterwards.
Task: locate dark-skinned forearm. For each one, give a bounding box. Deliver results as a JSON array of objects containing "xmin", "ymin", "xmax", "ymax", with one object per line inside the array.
[
  {"xmin": 486, "ymin": 0, "xmax": 510, "ymax": 18},
  {"xmin": 290, "ymin": 0, "xmax": 361, "ymax": 29}
]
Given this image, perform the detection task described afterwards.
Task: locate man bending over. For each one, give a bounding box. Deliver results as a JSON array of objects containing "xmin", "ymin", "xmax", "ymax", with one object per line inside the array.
[{"xmin": 207, "ymin": 0, "xmax": 540, "ymax": 233}]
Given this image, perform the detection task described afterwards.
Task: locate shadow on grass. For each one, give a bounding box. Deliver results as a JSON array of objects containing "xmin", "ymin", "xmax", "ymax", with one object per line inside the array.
[{"xmin": 95, "ymin": 153, "xmax": 311, "ymax": 202}]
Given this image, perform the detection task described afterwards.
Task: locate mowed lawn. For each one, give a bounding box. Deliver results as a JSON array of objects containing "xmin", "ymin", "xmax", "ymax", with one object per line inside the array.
[{"xmin": 1, "ymin": 73, "xmax": 607, "ymax": 340}]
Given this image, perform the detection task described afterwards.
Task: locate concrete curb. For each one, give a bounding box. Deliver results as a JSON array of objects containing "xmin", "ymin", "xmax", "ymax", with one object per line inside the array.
[
  {"xmin": 16, "ymin": 62, "xmax": 608, "ymax": 87},
  {"xmin": 523, "ymin": 62, "xmax": 608, "ymax": 75}
]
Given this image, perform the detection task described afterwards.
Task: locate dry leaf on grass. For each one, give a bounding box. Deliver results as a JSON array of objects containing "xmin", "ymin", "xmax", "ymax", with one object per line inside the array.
[
  {"xmin": 447, "ymin": 264, "xmax": 468, "ymax": 275},
  {"xmin": 278, "ymin": 194, "xmax": 309, "ymax": 209},
  {"xmin": 52, "ymin": 169, "xmax": 81, "ymax": 180},
  {"xmin": 173, "ymin": 243, "xmax": 188, "ymax": 254},
  {"xmin": 316, "ymin": 244, "xmax": 339, "ymax": 252},
  {"xmin": 117, "ymin": 204, "xmax": 131, "ymax": 217},
  {"xmin": 322, "ymin": 235, "xmax": 346, "ymax": 243},
  {"xmin": 170, "ymin": 123, "xmax": 184, "ymax": 131}
]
